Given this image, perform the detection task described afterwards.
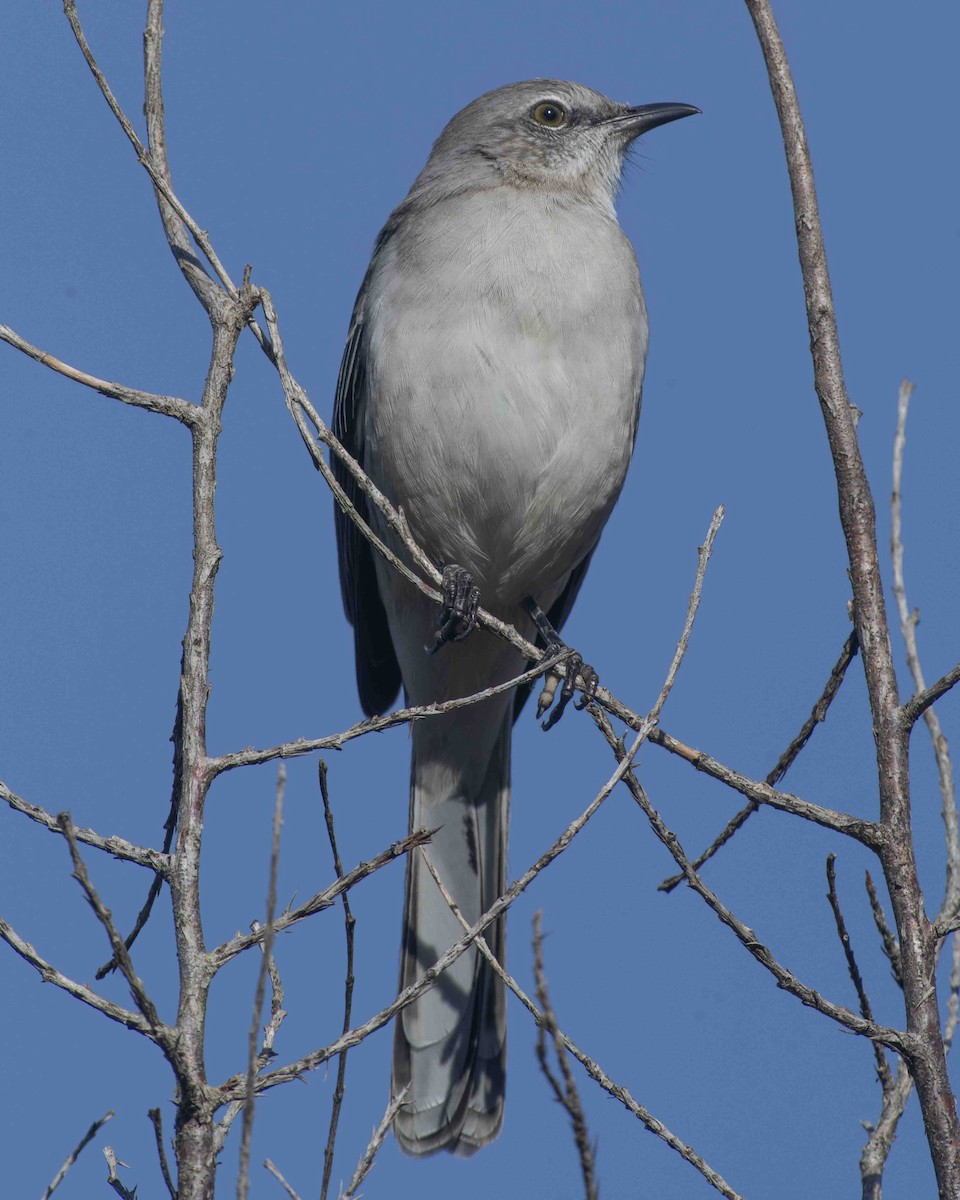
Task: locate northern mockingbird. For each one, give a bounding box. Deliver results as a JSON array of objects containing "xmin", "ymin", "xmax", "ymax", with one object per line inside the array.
[{"xmin": 333, "ymin": 79, "xmax": 697, "ymax": 1156}]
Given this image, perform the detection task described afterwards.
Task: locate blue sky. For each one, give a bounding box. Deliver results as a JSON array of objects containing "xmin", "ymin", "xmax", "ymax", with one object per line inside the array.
[{"xmin": 2, "ymin": 2, "xmax": 958, "ymax": 1197}]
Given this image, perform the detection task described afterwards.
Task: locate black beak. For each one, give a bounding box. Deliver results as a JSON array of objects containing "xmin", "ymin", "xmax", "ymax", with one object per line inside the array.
[{"xmin": 610, "ymin": 102, "xmax": 701, "ymax": 138}]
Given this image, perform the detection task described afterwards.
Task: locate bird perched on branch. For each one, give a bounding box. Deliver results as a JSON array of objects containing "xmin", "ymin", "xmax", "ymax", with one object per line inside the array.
[{"xmin": 333, "ymin": 79, "xmax": 697, "ymax": 1156}]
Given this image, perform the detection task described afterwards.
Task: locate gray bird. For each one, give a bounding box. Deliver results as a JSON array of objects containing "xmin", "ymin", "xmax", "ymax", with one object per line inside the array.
[{"xmin": 333, "ymin": 79, "xmax": 697, "ymax": 1156}]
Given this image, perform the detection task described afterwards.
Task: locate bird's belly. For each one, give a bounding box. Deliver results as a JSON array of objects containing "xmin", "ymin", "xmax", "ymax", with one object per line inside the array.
[{"xmin": 366, "ymin": 309, "xmax": 638, "ymax": 605}]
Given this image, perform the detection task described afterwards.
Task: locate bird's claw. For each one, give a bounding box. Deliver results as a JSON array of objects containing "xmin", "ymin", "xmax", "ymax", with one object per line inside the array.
[
  {"xmin": 427, "ymin": 564, "xmax": 480, "ymax": 654},
  {"xmin": 537, "ymin": 646, "xmax": 599, "ymax": 731}
]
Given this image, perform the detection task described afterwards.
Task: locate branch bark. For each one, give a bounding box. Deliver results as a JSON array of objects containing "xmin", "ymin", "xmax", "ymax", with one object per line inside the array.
[{"xmin": 743, "ymin": 3, "xmax": 959, "ymax": 1191}]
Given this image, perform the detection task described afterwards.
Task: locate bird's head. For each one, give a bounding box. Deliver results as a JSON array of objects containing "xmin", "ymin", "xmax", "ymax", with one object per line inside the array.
[{"xmin": 412, "ymin": 79, "xmax": 698, "ymax": 206}]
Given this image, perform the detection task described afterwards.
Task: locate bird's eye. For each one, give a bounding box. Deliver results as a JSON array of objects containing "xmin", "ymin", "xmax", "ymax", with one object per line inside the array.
[{"xmin": 531, "ymin": 101, "xmax": 568, "ymax": 128}]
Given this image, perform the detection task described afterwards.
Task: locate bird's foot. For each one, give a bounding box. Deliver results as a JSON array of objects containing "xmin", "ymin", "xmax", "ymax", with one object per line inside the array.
[
  {"xmin": 427, "ymin": 564, "xmax": 480, "ymax": 654},
  {"xmin": 524, "ymin": 597, "xmax": 599, "ymax": 731},
  {"xmin": 536, "ymin": 648, "xmax": 599, "ymax": 731}
]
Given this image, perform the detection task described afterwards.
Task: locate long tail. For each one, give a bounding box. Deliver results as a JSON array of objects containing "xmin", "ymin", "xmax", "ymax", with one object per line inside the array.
[{"xmin": 392, "ymin": 700, "xmax": 511, "ymax": 1156}]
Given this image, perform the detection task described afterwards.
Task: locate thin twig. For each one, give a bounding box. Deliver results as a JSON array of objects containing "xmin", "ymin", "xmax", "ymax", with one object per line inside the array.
[
  {"xmin": 866, "ymin": 375, "xmax": 960, "ymax": 1193},
  {"xmin": 219, "ymin": 717, "xmax": 656, "ymax": 1102},
  {"xmin": 0, "ymin": 915, "xmax": 150, "ymax": 1033},
  {"xmin": 532, "ymin": 912, "xmax": 599, "ymax": 1200},
  {"xmin": 864, "ymin": 870, "xmax": 903, "ymax": 987},
  {"xmin": 96, "ymin": 873, "xmax": 166, "ymax": 980},
  {"xmin": 651, "ymin": 507, "xmax": 724, "ymax": 720},
  {"xmin": 40, "ymin": 1110, "xmax": 114, "ymax": 1200},
  {"xmin": 57, "ymin": 814, "xmax": 165, "ymax": 1036},
  {"xmin": 945, "ymin": 932, "xmax": 960, "ymax": 1054},
  {"xmin": 660, "ymin": 629, "xmax": 860, "ymax": 891},
  {"xmin": 417, "ymin": 848, "xmax": 744, "ymax": 1199},
  {"xmin": 860, "ymin": 1058, "xmax": 914, "ymax": 1200},
  {"xmin": 903, "ymin": 665, "xmax": 960, "ymax": 729},
  {"xmin": 650, "ymin": 727, "xmax": 881, "ymax": 845},
  {"xmin": 0, "ymin": 780, "xmax": 167, "ymax": 872},
  {"xmin": 147, "ymin": 1109, "xmax": 177, "ymax": 1200},
  {"xmin": 596, "ymin": 711, "xmax": 902, "ymax": 1050},
  {"xmin": 826, "ymin": 856, "xmax": 891, "ymax": 1089},
  {"xmin": 339, "ymin": 1088, "xmax": 410, "ymax": 1200},
  {"xmin": 103, "ymin": 1147, "xmax": 138, "ymax": 1200},
  {"xmin": 319, "ymin": 762, "xmax": 355, "ymax": 1200},
  {"xmin": 892, "ymin": 380, "xmax": 960, "ymax": 921},
  {"xmin": 209, "ymin": 829, "xmax": 432, "ymax": 971},
  {"xmin": 891, "ymin": 384, "xmax": 959, "ymax": 928},
  {"xmin": 238, "ymin": 768, "xmax": 286, "ymax": 1200},
  {"xmin": 63, "ymin": 0, "xmax": 245, "ymax": 318},
  {"xmin": 212, "ymin": 915, "xmax": 287, "ymax": 1157},
  {"xmin": 207, "ymin": 651, "xmax": 567, "ymax": 777},
  {"xmin": 96, "ymin": 787, "xmax": 179, "ymax": 979},
  {"xmin": 264, "ymin": 1160, "xmax": 302, "ymax": 1200},
  {"xmin": 0, "ymin": 323, "xmax": 194, "ymax": 424}
]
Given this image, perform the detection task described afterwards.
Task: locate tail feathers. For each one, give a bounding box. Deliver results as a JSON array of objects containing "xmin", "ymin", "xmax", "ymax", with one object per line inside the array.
[{"xmin": 392, "ymin": 708, "xmax": 510, "ymax": 1156}]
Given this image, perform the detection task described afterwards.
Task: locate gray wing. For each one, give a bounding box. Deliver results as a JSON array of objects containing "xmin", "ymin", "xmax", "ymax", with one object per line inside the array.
[{"xmin": 332, "ymin": 272, "xmax": 402, "ymax": 718}]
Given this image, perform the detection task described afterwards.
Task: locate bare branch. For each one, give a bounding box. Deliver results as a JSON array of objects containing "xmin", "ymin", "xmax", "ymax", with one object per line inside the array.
[
  {"xmin": 63, "ymin": 0, "xmax": 239, "ymax": 311},
  {"xmin": 932, "ymin": 913, "xmax": 960, "ymax": 939},
  {"xmin": 943, "ymin": 934, "xmax": 960, "ymax": 1058},
  {"xmin": 532, "ymin": 912, "xmax": 599, "ymax": 1200},
  {"xmin": 264, "ymin": 1160, "xmax": 302, "ymax": 1200},
  {"xmin": 220, "ymin": 718, "xmax": 655, "ymax": 1101},
  {"xmin": 103, "ymin": 1147, "xmax": 138, "ymax": 1200},
  {"xmin": 54, "ymin": 8, "xmax": 259, "ymax": 1183},
  {"xmin": 142, "ymin": 0, "xmax": 233, "ymax": 316},
  {"xmin": 860, "ymin": 1058, "xmax": 914, "ymax": 1200},
  {"xmin": 865, "ymin": 870, "xmax": 903, "ymax": 987},
  {"xmin": 650, "ymin": 726, "xmax": 882, "ymax": 845},
  {"xmin": 261, "ymin": 292, "xmax": 439, "ymax": 595},
  {"xmin": 660, "ymin": 629, "xmax": 860, "ymax": 891},
  {"xmin": 96, "ymin": 796, "xmax": 179, "ymax": 980},
  {"xmin": 417, "ymin": 847, "xmax": 745, "ymax": 1199},
  {"xmin": 767, "ymin": 630, "xmax": 861, "ymax": 784},
  {"xmin": 57, "ymin": 814, "xmax": 165, "ymax": 1036},
  {"xmin": 339, "ymin": 1087, "xmax": 409, "ymax": 1200},
  {"xmin": 826, "ymin": 855, "xmax": 891, "ymax": 1089},
  {"xmin": 0, "ymin": 324, "xmax": 194, "ymax": 424},
  {"xmin": 212, "ymin": 891, "xmax": 289, "ymax": 1153},
  {"xmin": 147, "ymin": 1109, "xmax": 176, "ymax": 1200},
  {"xmin": 207, "ymin": 651, "xmax": 567, "ymax": 777},
  {"xmin": 40, "ymin": 1110, "xmax": 114, "ymax": 1200},
  {"xmin": 650, "ymin": 506, "xmax": 724, "ymax": 721},
  {"xmin": 743, "ymin": 0, "xmax": 960, "ymax": 1184},
  {"xmin": 890, "ymin": 377, "xmax": 959, "ymax": 926},
  {"xmin": 238, "ymin": 767, "xmax": 286, "ymax": 1200},
  {"xmin": 209, "ymin": 829, "xmax": 432, "ymax": 971},
  {"xmin": 319, "ymin": 762, "xmax": 356, "ymax": 1200},
  {"xmin": 96, "ymin": 873, "xmax": 167, "ymax": 981},
  {"xmin": 0, "ymin": 914, "xmax": 151, "ymax": 1034},
  {"xmin": 596, "ymin": 712, "xmax": 902, "ymax": 1050},
  {"xmin": 1, "ymin": 780, "xmax": 167, "ymax": 872},
  {"xmin": 903, "ymin": 665, "xmax": 960, "ymax": 730}
]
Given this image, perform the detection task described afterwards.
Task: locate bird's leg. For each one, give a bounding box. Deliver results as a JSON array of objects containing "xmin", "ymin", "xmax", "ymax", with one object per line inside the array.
[
  {"xmin": 427, "ymin": 564, "xmax": 480, "ymax": 654},
  {"xmin": 523, "ymin": 597, "xmax": 599, "ymax": 731}
]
